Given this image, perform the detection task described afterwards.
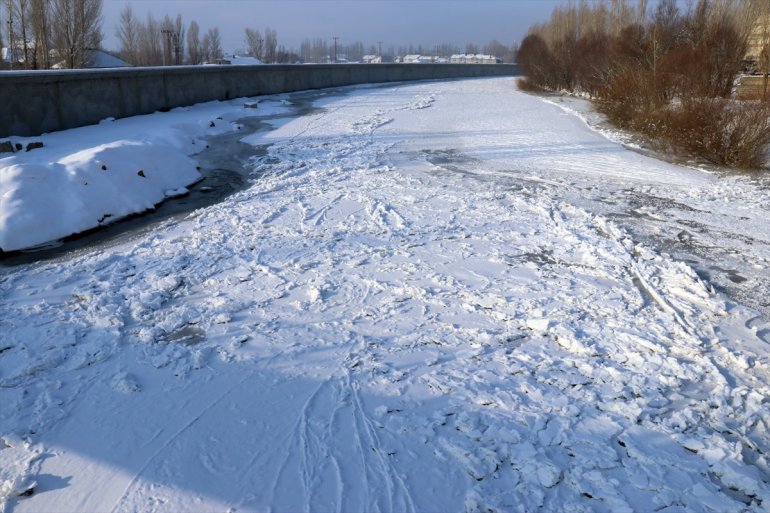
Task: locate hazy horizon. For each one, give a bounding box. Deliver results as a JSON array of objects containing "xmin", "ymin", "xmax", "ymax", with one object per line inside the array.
[{"xmin": 101, "ymin": 0, "xmax": 563, "ymax": 54}]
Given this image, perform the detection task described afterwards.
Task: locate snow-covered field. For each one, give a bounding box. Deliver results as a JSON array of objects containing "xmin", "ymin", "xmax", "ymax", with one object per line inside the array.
[{"xmin": 1, "ymin": 77, "xmax": 769, "ymax": 512}]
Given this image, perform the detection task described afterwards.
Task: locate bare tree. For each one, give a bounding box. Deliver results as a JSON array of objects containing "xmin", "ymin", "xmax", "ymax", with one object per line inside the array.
[
  {"xmin": 116, "ymin": 4, "xmax": 139, "ymax": 64},
  {"xmin": 299, "ymin": 37, "xmax": 328, "ymax": 63},
  {"xmin": 1, "ymin": 0, "xmax": 51, "ymax": 69},
  {"xmin": 137, "ymin": 12, "xmax": 161, "ymax": 66},
  {"xmin": 483, "ymin": 39, "xmax": 508, "ymax": 59},
  {"xmin": 3, "ymin": 0, "xmax": 11, "ymax": 67},
  {"xmin": 187, "ymin": 20, "xmax": 198, "ymax": 65},
  {"xmin": 263, "ymin": 26, "xmax": 276, "ymax": 63},
  {"xmin": 17, "ymin": 0, "xmax": 30, "ymax": 66},
  {"xmin": 244, "ymin": 27, "xmax": 262, "ymax": 59},
  {"xmin": 3, "ymin": 0, "xmax": 26, "ymax": 67},
  {"xmin": 50, "ymin": 0, "xmax": 102, "ymax": 68},
  {"xmin": 202, "ymin": 26, "xmax": 221, "ymax": 62},
  {"xmin": 344, "ymin": 40, "xmax": 363, "ymax": 62},
  {"xmin": 186, "ymin": 19, "xmax": 200, "ymax": 64},
  {"xmin": 173, "ymin": 13, "xmax": 183, "ymax": 63},
  {"xmin": 299, "ymin": 38, "xmax": 310, "ymax": 62},
  {"xmin": 29, "ymin": 0, "xmax": 51, "ymax": 68},
  {"xmin": 159, "ymin": 13, "xmax": 172, "ymax": 65}
]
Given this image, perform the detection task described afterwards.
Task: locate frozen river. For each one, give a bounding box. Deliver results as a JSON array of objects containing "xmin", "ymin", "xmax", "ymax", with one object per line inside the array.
[{"xmin": 1, "ymin": 78, "xmax": 769, "ymax": 512}]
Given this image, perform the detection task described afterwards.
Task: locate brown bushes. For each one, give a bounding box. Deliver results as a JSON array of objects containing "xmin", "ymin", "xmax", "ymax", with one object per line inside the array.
[
  {"xmin": 517, "ymin": 34, "xmax": 561, "ymax": 91},
  {"xmin": 518, "ymin": 0, "xmax": 770, "ymax": 170},
  {"xmin": 657, "ymin": 99, "xmax": 770, "ymax": 168}
]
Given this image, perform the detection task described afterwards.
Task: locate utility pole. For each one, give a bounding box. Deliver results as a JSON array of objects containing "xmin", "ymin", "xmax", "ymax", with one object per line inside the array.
[
  {"xmin": 377, "ymin": 41, "xmax": 383, "ymax": 60},
  {"xmin": 162, "ymin": 29, "xmax": 181, "ymax": 65},
  {"xmin": 332, "ymin": 36, "xmax": 339, "ymax": 63},
  {"xmin": 162, "ymin": 29, "xmax": 170, "ymax": 65},
  {"xmin": 7, "ymin": 19, "xmax": 13, "ymax": 71},
  {"xmin": 174, "ymin": 32, "xmax": 181, "ymax": 65}
]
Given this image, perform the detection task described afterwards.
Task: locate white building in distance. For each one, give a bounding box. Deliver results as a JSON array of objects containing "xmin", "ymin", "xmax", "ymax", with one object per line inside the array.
[{"xmin": 450, "ymin": 54, "xmax": 502, "ymax": 64}]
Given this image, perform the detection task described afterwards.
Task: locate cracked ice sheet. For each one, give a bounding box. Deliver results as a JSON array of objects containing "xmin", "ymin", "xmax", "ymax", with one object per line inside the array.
[{"xmin": 1, "ymin": 78, "xmax": 769, "ymax": 513}]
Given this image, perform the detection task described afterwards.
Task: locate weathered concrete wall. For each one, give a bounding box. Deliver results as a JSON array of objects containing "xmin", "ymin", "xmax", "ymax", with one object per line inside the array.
[{"xmin": 0, "ymin": 63, "xmax": 519, "ymax": 137}]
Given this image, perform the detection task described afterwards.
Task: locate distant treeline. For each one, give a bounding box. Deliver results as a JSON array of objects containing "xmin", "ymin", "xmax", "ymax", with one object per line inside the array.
[
  {"xmin": 1, "ymin": 0, "xmax": 519, "ymax": 69},
  {"xmin": 116, "ymin": 11, "xmax": 518, "ymax": 65},
  {"xmin": 518, "ymin": 0, "xmax": 770, "ymax": 169}
]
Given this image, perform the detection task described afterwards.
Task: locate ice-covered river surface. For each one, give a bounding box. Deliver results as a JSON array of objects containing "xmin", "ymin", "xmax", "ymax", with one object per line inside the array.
[{"xmin": 1, "ymin": 78, "xmax": 769, "ymax": 512}]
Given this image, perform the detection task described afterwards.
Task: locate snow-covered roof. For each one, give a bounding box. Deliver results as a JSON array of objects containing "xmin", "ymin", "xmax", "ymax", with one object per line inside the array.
[
  {"xmin": 88, "ymin": 50, "xmax": 132, "ymax": 68},
  {"xmin": 227, "ymin": 55, "xmax": 264, "ymax": 66},
  {"xmin": 50, "ymin": 50, "xmax": 132, "ymax": 69},
  {"xmin": 450, "ymin": 54, "xmax": 498, "ymax": 60}
]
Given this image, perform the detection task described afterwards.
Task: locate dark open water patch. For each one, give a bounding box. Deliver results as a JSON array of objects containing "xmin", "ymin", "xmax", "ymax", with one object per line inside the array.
[{"xmin": 0, "ymin": 89, "xmax": 344, "ymax": 268}]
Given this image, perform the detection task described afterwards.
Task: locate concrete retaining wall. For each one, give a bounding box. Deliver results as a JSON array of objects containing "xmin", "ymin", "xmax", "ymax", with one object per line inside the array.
[{"xmin": 0, "ymin": 63, "xmax": 519, "ymax": 137}]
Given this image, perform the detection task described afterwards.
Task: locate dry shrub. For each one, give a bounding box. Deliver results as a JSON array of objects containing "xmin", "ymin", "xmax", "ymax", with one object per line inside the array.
[
  {"xmin": 516, "ymin": 77, "xmax": 546, "ymax": 92},
  {"xmin": 694, "ymin": 100, "xmax": 770, "ymax": 168},
  {"xmin": 637, "ymin": 99, "xmax": 770, "ymax": 169},
  {"xmin": 572, "ymin": 33, "xmax": 613, "ymax": 97},
  {"xmin": 517, "ymin": 34, "xmax": 562, "ymax": 90},
  {"xmin": 517, "ymin": 0, "xmax": 770, "ymax": 169}
]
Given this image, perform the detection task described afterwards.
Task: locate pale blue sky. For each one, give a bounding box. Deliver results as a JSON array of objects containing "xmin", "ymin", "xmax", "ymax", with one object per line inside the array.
[{"xmin": 102, "ymin": 0, "xmax": 563, "ymax": 52}]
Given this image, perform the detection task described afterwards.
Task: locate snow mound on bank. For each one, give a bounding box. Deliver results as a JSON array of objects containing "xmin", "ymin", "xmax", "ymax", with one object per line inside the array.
[
  {"xmin": 0, "ymin": 97, "xmax": 293, "ymax": 253},
  {"xmin": 0, "ymin": 140, "xmax": 199, "ymax": 251}
]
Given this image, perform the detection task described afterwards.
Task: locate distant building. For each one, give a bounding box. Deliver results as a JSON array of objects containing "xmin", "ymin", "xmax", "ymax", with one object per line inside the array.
[
  {"xmin": 363, "ymin": 55, "xmax": 382, "ymax": 64},
  {"xmin": 1, "ymin": 47, "xmax": 22, "ymax": 65},
  {"xmin": 227, "ymin": 55, "xmax": 264, "ymax": 65},
  {"xmin": 51, "ymin": 49, "xmax": 132, "ymax": 69},
  {"xmin": 450, "ymin": 54, "xmax": 502, "ymax": 64},
  {"xmin": 744, "ymin": 14, "xmax": 770, "ymax": 73},
  {"xmin": 203, "ymin": 58, "xmax": 233, "ymax": 65},
  {"xmin": 2, "ymin": 43, "xmax": 30, "ymax": 67},
  {"xmin": 403, "ymin": 54, "xmax": 432, "ymax": 64}
]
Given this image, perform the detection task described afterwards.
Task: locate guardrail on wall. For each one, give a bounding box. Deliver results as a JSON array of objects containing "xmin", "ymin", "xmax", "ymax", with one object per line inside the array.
[{"xmin": 0, "ymin": 63, "xmax": 519, "ymax": 137}]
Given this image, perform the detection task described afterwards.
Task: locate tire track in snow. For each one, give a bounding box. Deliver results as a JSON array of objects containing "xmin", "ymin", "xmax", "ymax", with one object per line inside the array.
[
  {"xmin": 257, "ymin": 334, "xmax": 416, "ymax": 513},
  {"xmin": 347, "ymin": 370, "xmax": 417, "ymax": 513}
]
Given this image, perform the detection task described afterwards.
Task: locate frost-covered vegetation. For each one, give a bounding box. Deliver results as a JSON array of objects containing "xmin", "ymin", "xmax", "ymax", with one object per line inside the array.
[{"xmin": 517, "ymin": 0, "xmax": 770, "ymax": 169}]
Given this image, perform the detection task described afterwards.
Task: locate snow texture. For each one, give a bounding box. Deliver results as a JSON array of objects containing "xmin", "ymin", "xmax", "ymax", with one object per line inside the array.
[{"xmin": 1, "ymin": 78, "xmax": 769, "ymax": 513}]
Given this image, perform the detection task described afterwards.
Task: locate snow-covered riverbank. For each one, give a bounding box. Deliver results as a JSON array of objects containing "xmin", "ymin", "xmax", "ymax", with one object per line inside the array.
[
  {"xmin": 1, "ymin": 78, "xmax": 769, "ymax": 512},
  {"xmin": 0, "ymin": 96, "xmax": 295, "ymax": 253}
]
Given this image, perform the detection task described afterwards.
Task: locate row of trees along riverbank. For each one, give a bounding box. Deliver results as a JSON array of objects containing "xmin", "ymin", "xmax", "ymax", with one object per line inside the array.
[{"xmin": 517, "ymin": 0, "xmax": 770, "ymax": 169}]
